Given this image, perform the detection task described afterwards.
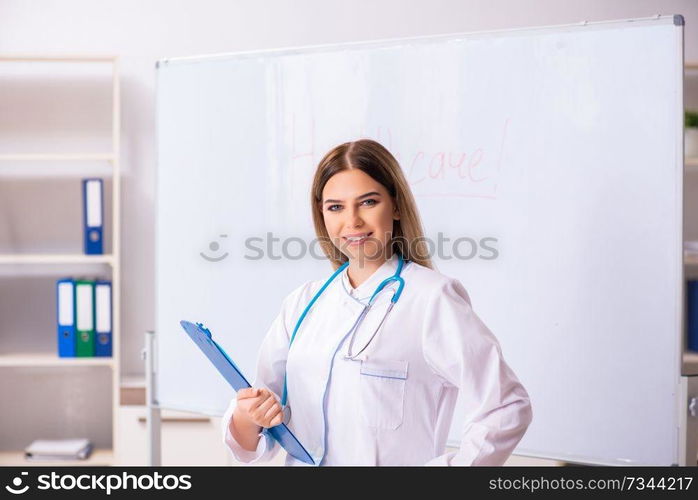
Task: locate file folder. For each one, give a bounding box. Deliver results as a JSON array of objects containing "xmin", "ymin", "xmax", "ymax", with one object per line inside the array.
[
  {"xmin": 82, "ymin": 178, "xmax": 103, "ymax": 255},
  {"xmin": 25, "ymin": 438, "xmax": 93, "ymax": 461},
  {"xmin": 94, "ymin": 280, "xmax": 112, "ymax": 357},
  {"xmin": 75, "ymin": 280, "xmax": 95, "ymax": 357},
  {"xmin": 56, "ymin": 278, "xmax": 76, "ymax": 357},
  {"xmin": 179, "ymin": 320, "xmax": 315, "ymax": 465}
]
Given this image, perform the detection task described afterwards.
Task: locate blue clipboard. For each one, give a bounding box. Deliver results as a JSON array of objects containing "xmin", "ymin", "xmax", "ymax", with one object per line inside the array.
[{"xmin": 179, "ymin": 320, "xmax": 315, "ymax": 465}]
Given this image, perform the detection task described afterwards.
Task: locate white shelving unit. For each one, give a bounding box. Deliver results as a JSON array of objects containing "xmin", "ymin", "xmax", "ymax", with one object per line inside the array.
[
  {"xmin": 0, "ymin": 154, "xmax": 116, "ymax": 161},
  {"xmin": 0, "ymin": 352, "xmax": 115, "ymax": 367},
  {"xmin": 0, "ymin": 55, "xmax": 121, "ymax": 465},
  {"xmin": 0, "ymin": 255, "xmax": 115, "ymax": 265}
]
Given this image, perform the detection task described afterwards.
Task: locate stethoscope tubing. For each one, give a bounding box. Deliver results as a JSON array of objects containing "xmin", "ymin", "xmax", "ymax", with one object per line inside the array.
[{"xmin": 281, "ymin": 255, "xmax": 406, "ymax": 407}]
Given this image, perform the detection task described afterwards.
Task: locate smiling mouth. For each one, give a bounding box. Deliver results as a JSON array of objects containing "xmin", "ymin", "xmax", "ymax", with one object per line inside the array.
[{"xmin": 343, "ymin": 232, "xmax": 372, "ymax": 246}]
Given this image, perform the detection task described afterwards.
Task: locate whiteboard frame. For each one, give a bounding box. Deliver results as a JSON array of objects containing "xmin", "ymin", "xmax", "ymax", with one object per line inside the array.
[{"xmin": 155, "ymin": 14, "xmax": 684, "ymax": 67}]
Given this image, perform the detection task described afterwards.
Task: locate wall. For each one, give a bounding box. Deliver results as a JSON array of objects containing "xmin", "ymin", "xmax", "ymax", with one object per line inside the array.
[{"xmin": 0, "ymin": 0, "xmax": 696, "ymax": 375}]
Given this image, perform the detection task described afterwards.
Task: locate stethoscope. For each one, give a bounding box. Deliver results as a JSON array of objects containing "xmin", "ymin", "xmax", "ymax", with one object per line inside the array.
[{"xmin": 280, "ymin": 254, "xmax": 407, "ymax": 413}]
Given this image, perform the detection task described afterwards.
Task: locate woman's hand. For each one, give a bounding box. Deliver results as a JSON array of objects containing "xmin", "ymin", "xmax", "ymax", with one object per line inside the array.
[{"xmin": 235, "ymin": 387, "xmax": 283, "ymax": 428}]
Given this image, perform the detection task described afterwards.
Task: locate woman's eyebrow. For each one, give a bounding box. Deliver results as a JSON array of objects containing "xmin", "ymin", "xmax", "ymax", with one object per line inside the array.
[{"xmin": 323, "ymin": 191, "xmax": 381, "ymax": 204}]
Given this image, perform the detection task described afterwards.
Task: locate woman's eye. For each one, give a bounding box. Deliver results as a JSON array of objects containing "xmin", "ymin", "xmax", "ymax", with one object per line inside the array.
[{"xmin": 327, "ymin": 200, "xmax": 376, "ymax": 212}]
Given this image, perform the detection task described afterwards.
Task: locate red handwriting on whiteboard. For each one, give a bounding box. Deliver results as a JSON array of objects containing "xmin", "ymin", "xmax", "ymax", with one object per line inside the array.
[
  {"xmin": 289, "ymin": 115, "xmax": 511, "ymax": 200},
  {"xmin": 407, "ymin": 149, "xmax": 485, "ymax": 184},
  {"xmin": 404, "ymin": 119, "xmax": 510, "ymax": 199}
]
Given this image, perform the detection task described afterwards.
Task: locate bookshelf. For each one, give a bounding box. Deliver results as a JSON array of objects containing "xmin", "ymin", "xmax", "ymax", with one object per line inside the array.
[
  {"xmin": 0, "ymin": 352, "xmax": 115, "ymax": 368},
  {"xmin": 0, "ymin": 254, "xmax": 114, "ymax": 265},
  {"xmin": 0, "ymin": 154, "xmax": 116, "ymax": 161},
  {"xmin": 0, "ymin": 55, "xmax": 120, "ymax": 465}
]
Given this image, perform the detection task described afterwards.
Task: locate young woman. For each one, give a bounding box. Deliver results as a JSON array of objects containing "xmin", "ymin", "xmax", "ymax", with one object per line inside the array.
[{"xmin": 222, "ymin": 139, "xmax": 532, "ymax": 466}]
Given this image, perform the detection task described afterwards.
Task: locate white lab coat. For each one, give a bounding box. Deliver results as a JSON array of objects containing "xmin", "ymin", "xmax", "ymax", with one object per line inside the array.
[{"xmin": 221, "ymin": 253, "xmax": 532, "ymax": 466}]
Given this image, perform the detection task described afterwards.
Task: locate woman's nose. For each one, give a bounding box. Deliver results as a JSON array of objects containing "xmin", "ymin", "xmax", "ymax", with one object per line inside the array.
[{"xmin": 344, "ymin": 206, "xmax": 364, "ymax": 228}]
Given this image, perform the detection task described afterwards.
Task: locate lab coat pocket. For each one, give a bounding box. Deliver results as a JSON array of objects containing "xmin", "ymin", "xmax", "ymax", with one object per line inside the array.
[{"xmin": 359, "ymin": 359, "xmax": 408, "ymax": 430}]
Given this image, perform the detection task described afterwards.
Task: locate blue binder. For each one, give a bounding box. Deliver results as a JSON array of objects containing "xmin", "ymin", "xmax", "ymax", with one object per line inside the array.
[
  {"xmin": 179, "ymin": 320, "xmax": 315, "ymax": 465},
  {"xmin": 94, "ymin": 280, "xmax": 112, "ymax": 357},
  {"xmin": 82, "ymin": 178, "xmax": 104, "ymax": 255},
  {"xmin": 688, "ymin": 280, "xmax": 698, "ymax": 352},
  {"xmin": 56, "ymin": 278, "xmax": 76, "ymax": 357}
]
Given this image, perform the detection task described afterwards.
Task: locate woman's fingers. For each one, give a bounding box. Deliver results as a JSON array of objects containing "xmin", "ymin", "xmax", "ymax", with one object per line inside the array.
[
  {"xmin": 237, "ymin": 387, "xmax": 259, "ymax": 400},
  {"xmin": 236, "ymin": 388, "xmax": 282, "ymax": 426},
  {"xmin": 241, "ymin": 388, "xmax": 269, "ymax": 411},
  {"xmin": 263, "ymin": 403, "xmax": 283, "ymax": 427},
  {"xmin": 253, "ymin": 393, "xmax": 277, "ymax": 417}
]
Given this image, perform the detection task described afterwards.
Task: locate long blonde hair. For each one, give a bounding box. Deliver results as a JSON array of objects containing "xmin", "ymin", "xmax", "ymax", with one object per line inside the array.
[{"xmin": 311, "ymin": 139, "xmax": 433, "ymax": 270}]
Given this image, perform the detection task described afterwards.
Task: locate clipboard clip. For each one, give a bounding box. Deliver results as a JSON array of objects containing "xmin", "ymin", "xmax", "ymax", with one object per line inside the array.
[{"xmin": 195, "ymin": 322, "xmax": 212, "ymax": 338}]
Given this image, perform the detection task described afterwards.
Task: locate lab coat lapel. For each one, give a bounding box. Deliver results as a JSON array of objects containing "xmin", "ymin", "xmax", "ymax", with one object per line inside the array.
[
  {"xmin": 286, "ymin": 255, "xmax": 403, "ymax": 463},
  {"xmin": 284, "ymin": 279, "xmax": 365, "ymax": 462}
]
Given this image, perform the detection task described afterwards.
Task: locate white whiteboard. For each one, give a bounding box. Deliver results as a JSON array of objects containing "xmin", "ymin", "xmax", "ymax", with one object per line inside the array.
[{"xmin": 155, "ymin": 15, "xmax": 685, "ymax": 465}]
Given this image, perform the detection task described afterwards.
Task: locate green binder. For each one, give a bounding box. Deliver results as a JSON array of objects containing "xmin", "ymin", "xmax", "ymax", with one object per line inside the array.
[{"xmin": 74, "ymin": 280, "xmax": 95, "ymax": 357}]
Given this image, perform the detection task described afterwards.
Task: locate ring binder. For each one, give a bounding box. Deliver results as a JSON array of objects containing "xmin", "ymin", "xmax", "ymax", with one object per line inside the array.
[{"xmin": 82, "ymin": 179, "xmax": 104, "ymax": 255}]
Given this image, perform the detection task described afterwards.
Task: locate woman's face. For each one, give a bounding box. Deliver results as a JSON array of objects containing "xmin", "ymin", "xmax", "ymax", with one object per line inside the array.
[{"xmin": 321, "ymin": 169, "xmax": 399, "ymax": 264}]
